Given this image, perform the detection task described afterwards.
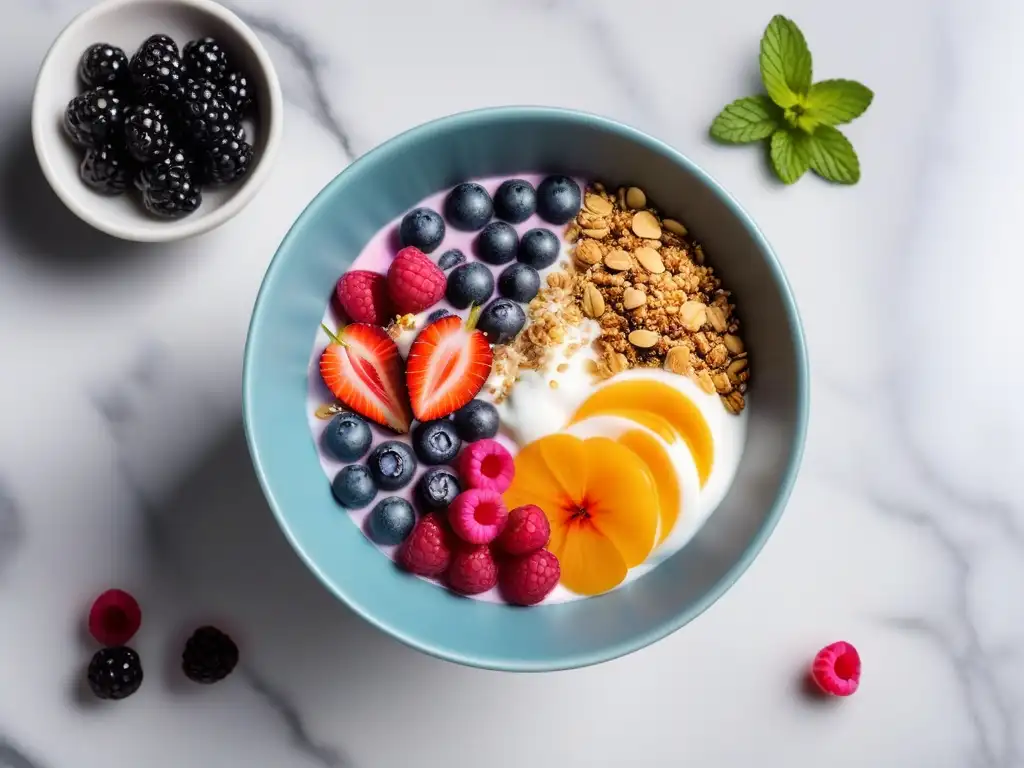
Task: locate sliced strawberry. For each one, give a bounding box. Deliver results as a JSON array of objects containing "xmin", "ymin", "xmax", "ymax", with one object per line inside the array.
[
  {"xmin": 406, "ymin": 307, "xmax": 494, "ymax": 422},
  {"xmin": 319, "ymin": 323, "xmax": 412, "ymax": 433}
]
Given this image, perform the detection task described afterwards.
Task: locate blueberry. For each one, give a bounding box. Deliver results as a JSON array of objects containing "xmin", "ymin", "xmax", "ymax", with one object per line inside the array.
[
  {"xmin": 446, "ymin": 262, "xmax": 494, "ymax": 309},
  {"xmin": 497, "ymin": 263, "xmax": 541, "ymax": 303},
  {"xmin": 477, "ymin": 298, "xmax": 526, "ymax": 345},
  {"xmin": 415, "ymin": 467, "xmax": 462, "ymax": 512},
  {"xmin": 536, "ymin": 175, "xmax": 582, "ymax": 225},
  {"xmin": 437, "ymin": 249, "xmax": 466, "ymax": 271},
  {"xmin": 399, "ymin": 208, "xmax": 445, "ymax": 253},
  {"xmin": 322, "ymin": 412, "xmax": 372, "ymax": 462},
  {"xmin": 452, "ymin": 400, "xmax": 500, "ymax": 442},
  {"xmin": 444, "ymin": 182, "xmax": 493, "ymax": 231},
  {"xmin": 412, "ymin": 419, "xmax": 462, "ymax": 465},
  {"xmin": 427, "ymin": 308, "xmax": 451, "ymax": 323},
  {"xmin": 475, "ymin": 221, "xmax": 519, "ymax": 265},
  {"xmin": 493, "ymin": 179, "xmax": 537, "ymax": 224},
  {"xmin": 367, "ymin": 440, "xmax": 417, "ymax": 491},
  {"xmin": 518, "ymin": 228, "xmax": 561, "ymax": 270},
  {"xmin": 331, "ymin": 465, "xmax": 377, "ymax": 509},
  {"xmin": 367, "ymin": 497, "xmax": 416, "ymax": 546}
]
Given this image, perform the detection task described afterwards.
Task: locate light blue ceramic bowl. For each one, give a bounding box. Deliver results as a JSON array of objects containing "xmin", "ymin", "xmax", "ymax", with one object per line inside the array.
[{"xmin": 243, "ymin": 107, "xmax": 808, "ymax": 672}]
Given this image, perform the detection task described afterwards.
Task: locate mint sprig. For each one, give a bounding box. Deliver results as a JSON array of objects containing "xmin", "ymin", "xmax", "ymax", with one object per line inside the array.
[{"xmin": 710, "ymin": 15, "xmax": 873, "ymax": 185}]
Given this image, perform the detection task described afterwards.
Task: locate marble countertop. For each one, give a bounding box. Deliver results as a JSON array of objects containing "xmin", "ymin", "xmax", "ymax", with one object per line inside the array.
[{"xmin": 2, "ymin": 0, "xmax": 1021, "ymax": 765}]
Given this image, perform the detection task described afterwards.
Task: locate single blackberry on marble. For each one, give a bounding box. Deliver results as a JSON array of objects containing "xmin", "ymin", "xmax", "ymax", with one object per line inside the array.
[
  {"xmin": 182, "ymin": 626, "xmax": 239, "ymax": 684},
  {"xmin": 202, "ymin": 134, "xmax": 253, "ymax": 185},
  {"xmin": 87, "ymin": 646, "xmax": 143, "ymax": 700},
  {"xmin": 63, "ymin": 86, "xmax": 127, "ymax": 149},
  {"xmin": 80, "ymin": 144, "xmax": 135, "ymax": 195},
  {"xmin": 124, "ymin": 104, "xmax": 172, "ymax": 163},
  {"xmin": 182, "ymin": 37, "xmax": 229, "ymax": 82},
  {"xmin": 180, "ymin": 77, "xmax": 236, "ymax": 147},
  {"xmin": 78, "ymin": 43, "xmax": 129, "ymax": 88}
]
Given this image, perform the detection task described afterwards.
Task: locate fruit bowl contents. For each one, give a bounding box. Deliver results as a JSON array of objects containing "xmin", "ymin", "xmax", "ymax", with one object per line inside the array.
[
  {"xmin": 307, "ymin": 174, "xmax": 751, "ymax": 606},
  {"xmin": 62, "ymin": 34, "xmax": 257, "ymax": 219}
]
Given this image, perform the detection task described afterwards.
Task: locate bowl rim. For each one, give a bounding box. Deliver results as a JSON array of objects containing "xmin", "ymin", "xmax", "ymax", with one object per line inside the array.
[
  {"xmin": 243, "ymin": 105, "xmax": 810, "ymax": 671},
  {"xmin": 30, "ymin": 0, "xmax": 284, "ymax": 243}
]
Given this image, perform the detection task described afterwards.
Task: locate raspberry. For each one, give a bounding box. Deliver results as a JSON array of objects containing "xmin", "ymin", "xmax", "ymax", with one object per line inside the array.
[
  {"xmin": 495, "ymin": 504, "xmax": 550, "ymax": 556},
  {"xmin": 335, "ymin": 270, "xmax": 394, "ymax": 325},
  {"xmin": 447, "ymin": 545, "xmax": 498, "ymax": 595},
  {"xmin": 448, "ymin": 488, "xmax": 508, "ymax": 544},
  {"xmin": 811, "ymin": 641, "xmax": 861, "ymax": 696},
  {"xmin": 499, "ymin": 549, "xmax": 560, "ymax": 606},
  {"xmin": 88, "ymin": 589, "xmax": 142, "ymax": 646},
  {"xmin": 399, "ymin": 513, "xmax": 454, "ymax": 577},
  {"xmin": 458, "ymin": 438, "xmax": 514, "ymax": 494},
  {"xmin": 386, "ymin": 246, "xmax": 446, "ymax": 314}
]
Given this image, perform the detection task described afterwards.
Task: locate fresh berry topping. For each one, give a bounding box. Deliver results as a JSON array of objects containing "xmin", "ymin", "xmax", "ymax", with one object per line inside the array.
[
  {"xmin": 475, "ymin": 221, "xmax": 519, "ymax": 265},
  {"xmin": 181, "ymin": 77, "xmax": 237, "ymax": 147},
  {"xmin": 87, "ymin": 646, "xmax": 143, "ymax": 700},
  {"xmin": 334, "ymin": 270, "xmax": 395, "ymax": 325},
  {"xmin": 458, "ymin": 438, "xmax": 514, "ymax": 493},
  {"xmin": 79, "ymin": 43, "xmax": 129, "ymax": 88},
  {"xmin": 88, "ymin": 589, "xmax": 142, "ymax": 646},
  {"xmin": 202, "ymin": 134, "xmax": 253, "ymax": 185},
  {"xmin": 137, "ymin": 147, "xmax": 202, "ymax": 219},
  {"xmin": 444, "ymin": 182, "xmax": 494, "ymax": 231},
  {"xmin": 331, "ymin": 464, "xmax": 377, "ymax": 509},
  {"xmin": 452, "ymin": 399, "xmax": 500, "ymax": 442},
  {"xmin": 80, "ymin": 144, "xmax": 134, "ymax": 195},
  {"xmin": 500, "ymin": 549, "xmax": 560, "ymax": 606},
  {"xmin": 220, "ymin": 71, "xmax": 253, "ymax": 115},
  {"xmin": 182, "ymin": 37, "xmax": 229, "ymax": 82},
  {"xmin": 138, "ymin": 34, "xmax": 179, "ymax": 58},
  {"xmin": 399, "ymin": 513, "xmax": 454, "ymax": 577},
  {"xmin": 387, "ymin": 246, "xmax": 446, "ymax": 315},
  {"xmin": 448, "ymin": 545, "xmax": 499, "ymax": 595},
  {"xmin": 445, "ymin": 262, "xmax": 494, "ymax": 309},
  {"xmin": 497, "ymin": 262, "xmax": 541, "ymax": 303},
  {"xmin": 182, "ymin": 626, "xmax": 239, "ymax": 684},
  {"xmin": 64, "ymin": 86, "xmax": 127, "ymax": 148},
  {"xmin": 367, "ymin": 497, "xmax": 416, "ymax": 546},
  {"xmin": 415, "ymin": 467, "xmax": 462, "ymax": 511},
  {"xmin": 495, "ymin": 505, "xmax": 551, "ymax": 556},
  {"xmin": 129, "ymin": 44, "xmax": 186, "ymax": 104},
  {"xmin": 437, "ymin": 249, "xmax": 466, "ymax": 271},
  {"xmin": 536, "ymin": 175, "xmax": 582, "ymax": 225},
  {"xmin": 367, "ymin": 440, "xmax": 418, "ymax": 491},
  {"xmin": 518, "ymin": 228, "xmax": 561, "ymax": 270},
  {"xmin": 319, "ymin": 323, "xmax": 412, "ymax": 432},
  {"xmin": 477, "ymin": 298, "xmax": 526, "ymax": 345},
  {"xmin": 124, "ymin": 104, "xmax": 171, "ymax": 164},
  {"xmin": 493, "ymin": 179, "xmax": 537, "ymax": 224},
  {"xmin": 412, "ymin": 419, "xmax": 462, "ymax": 465},
  {"xmin": 426, "ymin": 308, "xmax": 451, "ymax": 323},
  {"xmin": 405, "ymin": 309, "xmax": 494, "ymax": 422},
  {"xmin": 448, "ymin": 488, "xmax": 508, "ymax": 544},
  {"xmin": 399, "ymin": 208, "xmax": 446, "ymax": 254},
  {"xmin": 322, "ymin": 411, "xmax": 373, "ymax": 462},
  {"xmin": 811, "ymin": 641, "xmax": 861, "ymax": 697}
]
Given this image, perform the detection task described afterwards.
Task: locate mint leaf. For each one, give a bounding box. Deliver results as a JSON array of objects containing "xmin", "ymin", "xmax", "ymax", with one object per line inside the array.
[
  {"xmin": 710, "ymin": 96, "xmax": 783, "ymax": 143},
  {"xmin": 769, "ymin": 129, "xmax": 811, "ymax": 184},
  {"xmin": 806, "ymin": 126, "xmax": 860, "ymax": 183},
  {"xmin": 804, "ymin": 79, "xmax": 874, "ymax": 126},
  {"xmin": 760, "ymin": 15, "xmax": 812, "ymax": 108}
]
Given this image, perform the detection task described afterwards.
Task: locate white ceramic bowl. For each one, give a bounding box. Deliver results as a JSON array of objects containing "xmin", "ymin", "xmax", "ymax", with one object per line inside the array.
[{"xmin": 32, "ymin": 0, "xmax": 283, "ymax": 242}]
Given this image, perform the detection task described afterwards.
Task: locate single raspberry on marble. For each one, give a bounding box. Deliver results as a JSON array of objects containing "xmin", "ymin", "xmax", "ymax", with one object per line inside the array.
[
  {"xmin": 335, "ymin": 270, "xmax": 394, "ymax": 325},
  {"xmin": 811, "ymin": 641, "xmax": 861, "ymax": 696},
  {"xmin": 499, "ymin": 549, "xmax": 560, "ymax": 606},
  {"xmin": 495, "ymin": 504, "xmax": 550, "ymax": 556},
  {"xmin": 88, "ymin": 589, "xmax": 142, "ymax": 646},
  {"xmin": 447, "ymin": 545, "xmax": 499, "ymax": 595},
  {"xmin": 386, "ymin": 246, "xmax": 446, "ymax": 314},
  {"xmin": 399, "ymin": 513, "xmax": 454, "ymax": 577}
]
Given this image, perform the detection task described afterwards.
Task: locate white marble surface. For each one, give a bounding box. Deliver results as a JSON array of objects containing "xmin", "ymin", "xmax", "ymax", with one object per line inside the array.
[{"xmin": 0, "ymin": 0, "xmax": 1021, "ymax": 765}]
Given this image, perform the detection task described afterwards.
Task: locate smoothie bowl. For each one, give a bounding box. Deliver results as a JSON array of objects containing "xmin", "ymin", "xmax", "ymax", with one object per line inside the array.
[{"xmin": 243, "ymin": 107, "xmax": 808, "ymax": 671}]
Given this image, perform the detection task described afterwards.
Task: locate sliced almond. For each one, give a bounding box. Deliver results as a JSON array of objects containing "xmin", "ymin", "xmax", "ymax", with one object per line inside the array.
[
  {"xmin": 634, "ymin": 246, "xmax": 665, "ymax": 274},
  {"xmin": 575, "ymin": 239, "xmax": 603, "ymax": 266},
  {"xmin": 663, "ymin": 218, "xmax": 688, "ymax": 236},
  {"xmin": 631, "ymin": 210, "xmax": 662, "ymax": 240},
  {"xmin": 628, "ymin": 329, "xmax": 659, "ymax": 348},
  {"xmin": 584, "ymin": 194, "xmax": 613, "ymax": 216},
  {"xmin": 625, "ymin": 187, "xmax": 647, "ymax": 210},
  {"xmin": 603, "ymin": 249, "xmax": 632, "ymax": 271},
  {"xmin": 723, "ymin": 333, "xmax": 745, "ymax": 355},
  {"xmin": 582, "ymin": 284, "xmax": 605, "ymax": 318},
  {"xmin": 706, "ymin": 305, "xmax": 728, "ymax": 332},
  {"xmin": 727, "ymin": 358, "xmax": 748, "ymax": 377},
  {"xmin": 697, "ymin": 369, "xmax": 716, "ymax": 394},
  {"xmin": 664, "ymin": 346, "xmax": 689, "ymax": 375},
  {"xmin": 712, "ymin": 372, "xmax": 733, "ymax": 394},
  {"xmin": 622, "ymin": 287, "xmax": 647, "ymax": 310},
  {"xmin": 679, "ymin": 300, "xmax": 707, "ymax": 332},
  {"xmin": 581, "ymin": 227, "xmax": 610, "ymax": 239}
]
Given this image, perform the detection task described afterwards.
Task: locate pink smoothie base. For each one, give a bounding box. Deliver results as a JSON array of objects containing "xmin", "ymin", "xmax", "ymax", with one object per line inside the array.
[{"xmin": 304, "ymin": 174, "xmax": 585, "ymax": 605}]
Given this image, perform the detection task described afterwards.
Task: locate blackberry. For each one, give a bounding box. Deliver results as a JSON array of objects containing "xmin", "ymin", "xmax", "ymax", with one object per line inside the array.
[
  {"xmin": 80, "ymin": 144, "xmax": 135, "ymax": 195},
  {"xmin": 202, "ymin": 134, "xmax": 253, "ymax": 185},
  {"xmin": 182, "ymin": 626, "xmax": 239, "ymax": 684},
  {"xmin": 63, "ymin": 86, "xmax": 127, "ymax": 149},
  {"xmin": 129, "ymin": 44, "xmax": 186, "ymax": 106},
  {"xmin": 124, "ymin": 104, "xmax": 172, "ymax": 163},
  {"xmin": 180, "ymin": 78, "xmax": 236, "ymax": 147},
  {"xmin": 78, "ymin": 43, "xmax": 129, "ymax": 88},
  {"xmin": 138, "ymin": 34, "xmax": 179, "ymax": 58},
  {"xmin": 220, "ymin": 71, "xmax": 253, "ymax": 115},
  {"xmin": 87, "ymin": 646, "xmax": 143, "ymax": 700},
  {"xmin": 182, "ymin": 37, "xmax": 229, "ymax": 82},
  {"xmin": 137, "ymin": 146, "xmax": 202, "ymax": 218}
]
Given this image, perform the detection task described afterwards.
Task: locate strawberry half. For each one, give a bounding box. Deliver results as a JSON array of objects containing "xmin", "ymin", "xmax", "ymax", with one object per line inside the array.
[
  {"xmin": 406, "ymin": 307, "xmax": 494, "ymax": 422},
  {"xmin": 319, "ymin": 323, "xmax": 413, "ymax": 433}
]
